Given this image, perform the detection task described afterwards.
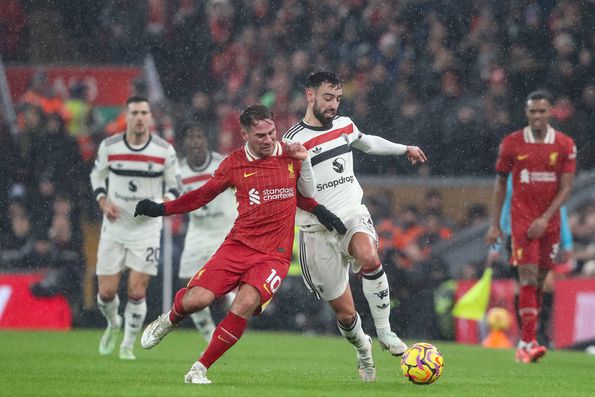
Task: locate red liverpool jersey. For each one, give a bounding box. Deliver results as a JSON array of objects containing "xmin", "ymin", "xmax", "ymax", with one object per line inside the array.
[
  {"xmin": 495, "ymin": 126, "xmax": 577, "ymax": 232},
  {"xmin": 164, "ymin": 142, "xmax": 301, "ymax": 260}
]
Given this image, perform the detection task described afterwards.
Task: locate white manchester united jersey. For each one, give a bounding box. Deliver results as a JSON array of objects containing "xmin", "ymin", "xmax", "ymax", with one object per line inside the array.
[
  {"xmin": 180, "ymin": 152, "xmax": 237, "ymax": 248},
  {"xmin": 283, "ymin": 116, "xmax": 364, "ymax": 225},
  {"xmin": 90, "ymin": 133, "xmax": 181, "ymax": 242}
]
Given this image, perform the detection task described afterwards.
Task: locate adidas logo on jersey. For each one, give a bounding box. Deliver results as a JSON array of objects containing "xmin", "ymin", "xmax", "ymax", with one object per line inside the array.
[{"xmin": 312, "ymin": 146, "xmax": 322, "ymax": 154}]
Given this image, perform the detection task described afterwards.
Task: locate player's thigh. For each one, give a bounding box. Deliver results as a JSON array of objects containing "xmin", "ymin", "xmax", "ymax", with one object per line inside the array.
[
  {"xmin": 96, "ymin": 235, "xmax": 126, "ymax": 276},
  {"xmin": 187, "ymin": 255, "xmax": 242, "ymax": 298},
  {"xmin": 538, "ymin": 230, "xmax": 560, "ymax": 270},
  {"xmin": 125, "ymin": 238, "xmax": 161, "ymax": 276},
  {"xmin": 127, "ymin": 270, "xmax": 151, "ymax": 299},
  {"xmin": 299, "ymin": 230, "xmax": 349, "ymax": 301},
  {"xmin": 241, "ymin": 256, "xmax": 290, "ymax": 314},
  {"xmin": 341, "ymin": 209, "xmax": 378, "ymax": 271}
]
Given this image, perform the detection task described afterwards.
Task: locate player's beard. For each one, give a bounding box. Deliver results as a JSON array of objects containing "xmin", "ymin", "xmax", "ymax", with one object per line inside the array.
[{"xmin": 313, "ymin": 101, "xmax": 335, "ymax": 127}]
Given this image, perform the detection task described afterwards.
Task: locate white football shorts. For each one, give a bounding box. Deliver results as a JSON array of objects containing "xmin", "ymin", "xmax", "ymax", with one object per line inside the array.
[
  {"xmin": 96, "ymin": 233, "xmax": 161, "ymax": 276},
  {"xmin": 298, "ymin": 205, "xmax": 377, "ymax": 301}
]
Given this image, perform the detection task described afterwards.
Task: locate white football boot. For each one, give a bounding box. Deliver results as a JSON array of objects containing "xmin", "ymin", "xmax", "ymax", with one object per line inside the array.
[
  {"xmin": 99, "ymin": 315, "xmax": 123, "ymax": 355},
  {"xmin": 141, "ymin": 311, "xmax": 177, "ymax": 349},
  {"xmin": 357, "ymin": 335, "xmax": 376, "ymax": 382},
  {"xmin": 119, "ymin": 344, "xmax": 136, "ymax": 360},
  {"xmin": 378, "ymin": 331, "xmax": 407, "ymax": 356},
  {"xmin": 184, "ymin": 361, "xmax": 212, "ymax": 384}
]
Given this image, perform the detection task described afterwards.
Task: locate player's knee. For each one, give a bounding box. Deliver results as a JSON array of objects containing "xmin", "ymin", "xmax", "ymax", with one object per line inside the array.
[
  {"xmin": 337, "ymin": 312, "xmax": 357, "ymax": 328},
  {"xmin": 357, "ymin": 253, "xmax": 380, "ymax": 272}
]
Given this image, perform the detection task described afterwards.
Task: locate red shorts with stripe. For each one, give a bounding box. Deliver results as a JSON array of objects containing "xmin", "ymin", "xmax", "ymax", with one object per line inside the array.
[
  {"xmin": 187, "ymin": 239, "xmax": 289, "ymax": 314},
  {"xmin": 511, "ymin": 228, "xmax": 560, "ymax": 269}
]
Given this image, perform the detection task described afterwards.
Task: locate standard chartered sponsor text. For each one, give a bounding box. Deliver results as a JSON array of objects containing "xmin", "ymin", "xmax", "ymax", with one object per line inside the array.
[{"xmin": 262, "ymin": 187, "xmax": 295, "ymax": 201}]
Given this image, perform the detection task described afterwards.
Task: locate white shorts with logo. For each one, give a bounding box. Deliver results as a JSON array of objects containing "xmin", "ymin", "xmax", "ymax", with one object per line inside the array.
[
  {"xmin": 96, "ymin": 233, "xmax": 161, "ymax": 276},
  {"xmin": 298, "ymin": 205, "xmax": 377, "ymax": 301},
  {"xmin": 178, "ymin": 240, "xmax": 221, "ymax": 279}
]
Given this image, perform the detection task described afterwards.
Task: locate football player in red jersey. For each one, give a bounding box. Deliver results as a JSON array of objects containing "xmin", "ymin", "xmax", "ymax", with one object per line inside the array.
[
  {"xmin": 485, "ymin": 90, "xmax": 577, "ymax": 363},
  {"xmin": 134, "ymin": 104, "xmax": 344, "ymax": 384}
]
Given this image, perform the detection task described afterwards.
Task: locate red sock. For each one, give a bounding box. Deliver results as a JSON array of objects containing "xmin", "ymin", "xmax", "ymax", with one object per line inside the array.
[
  {"xmin": 519, "ymin": 284, "xmax": 538, "ymax": 343},
  {"xmin": 169, "ymin": 288, "xmax": 188, "ymax": 324},
  {"xmin": 199, "ymin": 312, "xmax": 247, "ymax": 369}
]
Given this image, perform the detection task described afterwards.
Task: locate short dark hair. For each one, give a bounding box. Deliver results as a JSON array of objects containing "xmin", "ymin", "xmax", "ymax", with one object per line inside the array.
[
  {"xmin": 239, "ymin": 104, "xmax": 274, "ymax": 130},
  {"xmin": 126, "ymin": 95, "xmax": 150, "ymax": 106},
  {"xmin": 306, "ymin": 71, "xmax": 342, "ymax": 89},
  {"xmin": 178, "ymin": 121, "xmax": 206, "ymax": 139},
  {"xmin": 526, "ymin": 90, "xmax": 553, "ymax": 105}
]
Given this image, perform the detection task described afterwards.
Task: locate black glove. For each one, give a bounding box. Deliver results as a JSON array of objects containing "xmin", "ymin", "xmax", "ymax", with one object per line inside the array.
[
  {"xmin": 134, "ymin": 199, "xmax": 165, "ymax": 218},
  {"xmin": 312, "ymin": 204, "xmax": 347, "ymax": 234}
]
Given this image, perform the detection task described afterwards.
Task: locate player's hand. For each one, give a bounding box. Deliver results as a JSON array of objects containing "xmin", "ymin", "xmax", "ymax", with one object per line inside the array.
[
  {"xmin": 312, "ymin": 204, "xmax": 347, "ymax": 234},
  {"xmin": 99, "ymin": 198, "xmax": 120, "ymax": 222},
  {"xmin": 405, "ymin": 146, "xmax": 427, "ymax": 165},
  {"xmin": 484, "ymin": 224, "xmax": 502, "ymax": 245},
  {"xmin": 134, "ymin": 199, "xmax": 165, "ymax": 218},
  {"xmin": 286, "ymin": 142, "xmax": 308, "ymax": 160},
  {"xmin": 527, "ymin": 216, "xmax": 548, "ymax": 240}
]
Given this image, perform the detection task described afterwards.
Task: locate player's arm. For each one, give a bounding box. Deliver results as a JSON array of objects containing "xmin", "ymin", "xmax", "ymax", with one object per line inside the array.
[
  {"xmin": 296, "ymin": 194, "xmax": 346, "ymax": 234},
  {"xmin": 351, "ymin": 133, "xmax": 427, "ymax": 165},
  {"xmin": 89, "ymin": 141, "xmax": 119, "ymax": 221},
  {"xmin": 527, "ymin": 172, "xmax": 574, "ymax": 239},
  {"xmin": 135, "ymin": 160, "xmax": 231, "ymax": 218},
  {"xmin": 162, "ymin": 146, "xmax": 181, "ymax": 202},
  {"xmin": 485, "ymin": 173, "xmax": 508, "ymax": 245}
]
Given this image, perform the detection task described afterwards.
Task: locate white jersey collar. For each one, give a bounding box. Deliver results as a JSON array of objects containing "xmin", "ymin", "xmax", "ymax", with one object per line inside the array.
[
  {"xmin": 244, "ymin": 141, "xmax": 283, "ymax": 161},
  {"xmin": 523, "ymin": 125, "xmax": 555, "ymax": 144}
]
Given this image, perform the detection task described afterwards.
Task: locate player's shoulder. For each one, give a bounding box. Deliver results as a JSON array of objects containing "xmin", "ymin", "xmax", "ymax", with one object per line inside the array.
[
  {"xmin": 150, "ymin": 133, "xmax": 173, "ymax": 150},
  {"xmin": 554, "ymin": 130, "xmax": 575, "ymax": 146},
  {"xmin": 211, "ymin": 151, "xmax": 226, "ymax": 164},
  {"xmin": 283, "ymin": 121, "xmax": 307, "ymax": 141},
  {"xmin": 102, "ymin": 133, "xmax": 125, "ymax": 147},
  {"xmin": 503, "ymin": 129, "xmax": 524, "ymax": 143}
]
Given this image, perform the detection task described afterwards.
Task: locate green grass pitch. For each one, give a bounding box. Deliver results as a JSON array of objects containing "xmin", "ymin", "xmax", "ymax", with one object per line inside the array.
[{"xmin": 1, "ymin": 330, "xmax": 593, "ymax": 397}]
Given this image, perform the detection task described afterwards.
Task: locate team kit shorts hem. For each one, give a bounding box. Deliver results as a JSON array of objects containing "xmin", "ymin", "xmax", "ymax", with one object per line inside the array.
[
  {"xmin": 298, "ymin": 206, "xmax": 377, "ymax": 301},
  {"xmin": 95, "ymin": 234, "xmax": 161, "ymax": 276},
  {"xmin": 511, "ymin": 228, "xmax": 560, "ymax": 269},
  {"xmin": 187, "ymin": 239, "xmax": 289, "ymax": 314}
]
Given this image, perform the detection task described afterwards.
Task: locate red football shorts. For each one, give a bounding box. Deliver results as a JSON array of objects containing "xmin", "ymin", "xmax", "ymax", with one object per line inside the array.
[
  {"xmin": 510, "ymin": 228, "xmax": 560, "ymax": 269},
  {"xmin": 187, "ymin": 239, "xmax": 289, "ymax": 314}
]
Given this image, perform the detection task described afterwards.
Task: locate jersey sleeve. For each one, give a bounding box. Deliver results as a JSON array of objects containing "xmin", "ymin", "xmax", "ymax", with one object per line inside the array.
[
  {"xmin": 495, "ymin": 137, "xmax": 514, "ymax": 175},
  {"xmin": 297, "ymin": 193, "xmax": 319, "ymax": 212},
  {"xmin": 89, "ymin": 140, "xmax": 109, "ymax": 202},
  {"xmin": 561, "ymin": 137, "xmax": 577, "ymax": 174},
  {"xmin": 163, "ymin": 145, "xmax": 182, "ymax": 200},
  {"xmin": 164, "ymin": 157, "xmax": 232, "ymax": 215}
]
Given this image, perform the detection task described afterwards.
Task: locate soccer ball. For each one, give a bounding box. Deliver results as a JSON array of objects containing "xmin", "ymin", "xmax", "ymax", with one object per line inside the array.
[
  {"xmin": 486, "ymin": 307, "xmax": 512, "ymax": 331},
  {"xmin": 400, "ymin": 342, "xmax": 444, "ymax": 385}
]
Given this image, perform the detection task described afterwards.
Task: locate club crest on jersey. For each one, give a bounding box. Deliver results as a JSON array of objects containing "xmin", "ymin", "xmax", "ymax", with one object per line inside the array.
[
  {"xmin": 288, "ymin": 163, "xmax": 295, "ymax": 178},
  {"xmin": 341, "ymin": 133, "xmax": 349, "ymax": 144},
  {"xmin": 147, "ymin": 161, "xmax": 154, "ymax": 171},
  {"xmin": 549, "ymin": 152, "xmax": 558, "ymax": 166}
]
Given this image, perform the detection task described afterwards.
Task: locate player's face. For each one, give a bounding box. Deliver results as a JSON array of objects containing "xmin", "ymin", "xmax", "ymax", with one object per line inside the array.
[
  {"xmin": 310, "ymin": 83, "xmax": 342, "ymax": 125},
  {"xmin": 242, "ymin": 118, "xmax": 277, "ymax": 158},
  {"xmin": 525, "ymin": 99, "xmax": 551, "ymax": 132},
  {"xmin": 184, "ymin": 127, "xmax": 208, "ymax": 163},
  {"xmin": 126, "ymin": 101, "xmax": 152, "ymax": 136}
]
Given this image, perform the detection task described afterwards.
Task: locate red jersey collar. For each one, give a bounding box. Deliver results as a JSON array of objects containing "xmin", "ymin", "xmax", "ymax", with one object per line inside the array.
[{"xmin": 523, "ymin": 125, "xmax": 555, "ymax": 144}]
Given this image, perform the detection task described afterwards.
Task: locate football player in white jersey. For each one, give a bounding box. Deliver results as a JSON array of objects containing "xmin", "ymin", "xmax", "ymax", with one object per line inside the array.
[
  {"xmin": 90, "ymin": 96, "xmax": 181, "ymax": 360},
  {"xmin": 178, "ymin": 122, "xmax": 237, "ymax": 342},
  {"xmin": 283, "ymin": 71, "xmax": 427, "ymax": 382}
]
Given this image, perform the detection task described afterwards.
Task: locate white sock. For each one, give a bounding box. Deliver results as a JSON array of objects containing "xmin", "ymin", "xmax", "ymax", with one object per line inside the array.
[
  {"xmin": 121, "ymin": 298, "xmax": 147, "ymax": 347},
  {"xmin": 97, "ymin": 294, "xmax": 120, "ymax": 328},
  {"xmin": 337, "ymin": 313, "xmax": 368, "ymax": 353},
  {"xmin": 190, "ymin": 308, "xmax": 216, "ymax": 343},
  {"xmin": 361, "ymin": 266, "xmax": 391, "ymax": 335}
]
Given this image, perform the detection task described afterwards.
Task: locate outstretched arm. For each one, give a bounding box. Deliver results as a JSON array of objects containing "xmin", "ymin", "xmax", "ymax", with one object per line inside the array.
[{"xmin": 351, "ymin": 133, "xmax": 427, "ymax": 164}]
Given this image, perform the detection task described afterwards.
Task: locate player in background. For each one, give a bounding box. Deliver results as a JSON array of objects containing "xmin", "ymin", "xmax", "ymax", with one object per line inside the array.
[
  {"xmin": 90, "ymin": 96, "xmax": 181, "ymax": 360},
  {"xmin": 485, "ymin": 90, "xmax": 576, "ymax": 363},
  {"xmin": 177, "ymin": 122, "xmax": 237, "ymax": 342},
  {"xmin": 500, "ymin": 174, "xmax": 573, "ymax": 348},
  {"xmin": 284, "ymin": 71, "xmax": 427, "ymax": 382},
  {"xmin": 134, "ymin": 104, "xmax": 343, "ymax": 384}
]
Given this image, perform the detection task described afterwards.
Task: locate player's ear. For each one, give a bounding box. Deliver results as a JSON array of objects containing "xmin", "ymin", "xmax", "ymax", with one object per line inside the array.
[
  {"xmin": 240, "ymin": 128, "xmax": 249, "ymax": 142},
  {"xmin": 306, "ymin": 88, "xmax": 315, "ymax": 103}
]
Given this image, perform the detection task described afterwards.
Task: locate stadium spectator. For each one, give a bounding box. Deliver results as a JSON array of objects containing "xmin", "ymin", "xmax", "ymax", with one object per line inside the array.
[
  {"xmin": 135, "ymin": 104, "xmax": 324, "ymax": 384},
  {"xmin": 283, "ymin": 71, "xmax": 426, "ymax": 382},
  {"xmin": 90, "ymin": 96, "xmax": 181, "ymax": 361},
  {"xmin": 485, "ymin": 90, "xmax": 577, "ymax": 364}
]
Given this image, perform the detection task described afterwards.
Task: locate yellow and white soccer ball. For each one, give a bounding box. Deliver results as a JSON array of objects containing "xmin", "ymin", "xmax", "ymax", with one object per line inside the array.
[
  {"xmin": 486, "ymin": 307, "xmax": 512, "ymax": 331},
  {"xmin": 400, "ymin": 342, "xmax": 444, "ymax": 385}
]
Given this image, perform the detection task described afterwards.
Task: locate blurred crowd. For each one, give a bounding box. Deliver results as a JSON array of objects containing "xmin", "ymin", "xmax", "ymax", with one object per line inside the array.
[{"xmin": 1, "ymin": 0, "xmax": 594, "ymax": 332}]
